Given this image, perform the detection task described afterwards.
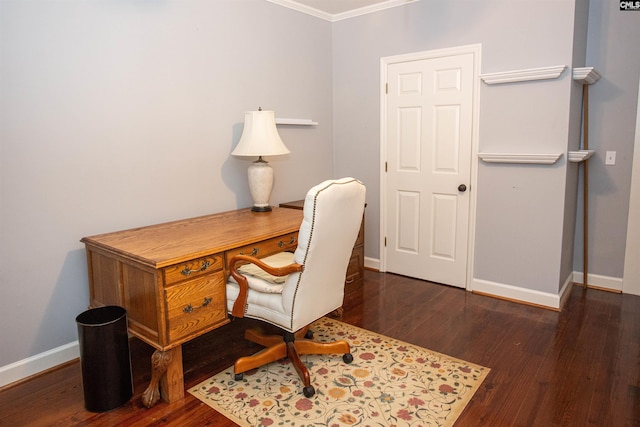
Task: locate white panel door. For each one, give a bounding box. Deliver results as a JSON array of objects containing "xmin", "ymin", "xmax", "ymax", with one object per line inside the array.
[{"xmin": 384, "ymin": 52, "xmax": 474, "ymax": 288}]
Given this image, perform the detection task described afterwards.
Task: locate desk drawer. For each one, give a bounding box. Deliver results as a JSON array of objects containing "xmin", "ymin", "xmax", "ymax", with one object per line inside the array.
[
  {"xmin": 226, "ymin": 232, "xmax": 298, "ymax": 267},
  {"xmin": 164, "ymin": 272, "xmax": 227, "ymax": 342},
  {"xmin": 163, "ymin": 254, "xmax": 224, "ymax": 286}
]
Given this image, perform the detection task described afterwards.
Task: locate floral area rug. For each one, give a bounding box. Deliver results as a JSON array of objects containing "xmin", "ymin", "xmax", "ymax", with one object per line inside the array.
[{"xmin": 189, "ymin": 317, "xmax": 489, "ymax": 426}]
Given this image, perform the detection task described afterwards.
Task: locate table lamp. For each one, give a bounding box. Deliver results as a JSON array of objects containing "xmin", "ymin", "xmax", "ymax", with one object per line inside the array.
[{"xmin": 232, "ymin": 108, "xmax": 290, "ymax": 212}]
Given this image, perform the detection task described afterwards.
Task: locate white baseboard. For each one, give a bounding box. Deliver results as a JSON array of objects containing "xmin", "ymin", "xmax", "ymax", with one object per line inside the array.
[
  {"xmin": 364, "ymin": 256, "xmax": 380, "ymax": 271},
  {"xmin": 470, "ymin": 272, "xmax": 576, "ymax": 311},
  {"xmin": 572, "ymin": 271, "xmax": 623, "ymax": 292},
  {"xmin": 0, "ymin": 341, "xmax": 79, "ymax": 389},
  {"xmin": 471, "ymin": 277, "xmax": 570, "ymax": 310},
  {"xmin": 558, "ymin": 274, "xmax": 574, "ymax": 310},
  {"xmin": 470, "ymin": 271, "xmax": 623, "ymax": 310}
]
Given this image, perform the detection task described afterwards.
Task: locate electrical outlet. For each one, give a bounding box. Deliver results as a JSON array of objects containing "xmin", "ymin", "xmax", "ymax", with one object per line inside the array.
[{"xmin": 605, "ymin": 151, "xmax": 616, "ymax": 165}]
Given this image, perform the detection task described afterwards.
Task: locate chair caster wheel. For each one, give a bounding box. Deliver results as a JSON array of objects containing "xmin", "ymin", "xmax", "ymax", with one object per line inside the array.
[
  {"xmin": 303, "ymin": 385, "xmax": 315, "ymax": 398},
  {"xmin": 343, "ymin": 353, "xmax": 354, "ymax": 364},
  {"xmin": 234, "ymin": 373, "xmax": 244, "ymax": 381}
]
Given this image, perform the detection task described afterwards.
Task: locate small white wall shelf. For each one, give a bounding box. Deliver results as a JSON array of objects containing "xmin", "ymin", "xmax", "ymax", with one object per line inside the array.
[
  {"xmin": 480, "ymin": 65, "xmax": 567, "ymax": 85},
  {"xmin": 573, "ymin": 67, "xmax": 601, "ymax": 85},
  {"xmin": 478, "ymin": 152, "xmax": 563, "ymax": 164},
  {"xmin": 568, "ymin": 150, "xmax": 595, "ymax": 163},
  {"xmin": 275, "ymin": 118, "xmax": 318, "ymax": 126}
]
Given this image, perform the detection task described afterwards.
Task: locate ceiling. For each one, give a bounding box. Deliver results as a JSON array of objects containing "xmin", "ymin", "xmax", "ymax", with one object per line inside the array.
[{"xmin": 267, "ymin": 0, "xmax": 418, "ymax": 21}]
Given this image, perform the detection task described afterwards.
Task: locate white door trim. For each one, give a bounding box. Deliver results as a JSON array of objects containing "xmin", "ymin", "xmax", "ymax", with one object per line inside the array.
[{"xmin": 379, "ymin": 44, "xmax": 481, "ymax": 290}]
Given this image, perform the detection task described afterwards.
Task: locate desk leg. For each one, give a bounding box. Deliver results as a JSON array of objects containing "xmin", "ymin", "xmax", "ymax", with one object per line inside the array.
[
  {"xmin": 141, "ymin": 346, "xmax": 184, "ymax": 408},
  {"xmin": 161, "ymin": 346, "xmax": 184, "ymax": 403}
]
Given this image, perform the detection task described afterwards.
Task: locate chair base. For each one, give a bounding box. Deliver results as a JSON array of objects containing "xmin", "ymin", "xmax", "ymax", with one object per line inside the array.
[{"xmin": 233, "ymin": 326, "xmax": 353, "ymax": 397}]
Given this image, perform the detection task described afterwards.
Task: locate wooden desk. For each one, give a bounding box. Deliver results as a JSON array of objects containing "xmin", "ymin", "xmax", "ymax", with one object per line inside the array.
[{"xmin": 81, "ymin": 207, "xmax": 303, "ymax": 407}]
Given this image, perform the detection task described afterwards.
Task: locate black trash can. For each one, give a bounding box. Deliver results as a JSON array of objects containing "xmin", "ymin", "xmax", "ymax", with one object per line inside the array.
[{"xmin": 76, "ymin": 306, "xmax": 133, "ymax": 412}]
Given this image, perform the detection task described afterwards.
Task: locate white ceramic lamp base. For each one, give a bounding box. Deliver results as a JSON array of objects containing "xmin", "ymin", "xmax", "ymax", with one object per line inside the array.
[{"xmin": 247, "ymin": 157, "xmax": 274, "ymax": 212}]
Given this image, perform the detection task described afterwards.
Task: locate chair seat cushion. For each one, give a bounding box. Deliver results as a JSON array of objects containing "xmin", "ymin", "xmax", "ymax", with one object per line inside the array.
[{"xmin": 232, "ymin": 251, "xmax": 295, "ymax": 293}]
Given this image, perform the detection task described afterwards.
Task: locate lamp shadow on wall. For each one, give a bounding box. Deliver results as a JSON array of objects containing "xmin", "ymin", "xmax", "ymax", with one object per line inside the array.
[{"xmin": 221, "ymin": 121, "xmax": 254, "ymax": 209}]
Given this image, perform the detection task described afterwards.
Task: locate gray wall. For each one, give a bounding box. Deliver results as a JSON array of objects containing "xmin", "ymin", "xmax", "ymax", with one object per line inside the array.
[
  {"xmin": 0, "ymin": 1, "xmax": 333, "ymax": 367},
  {"xmin": 577, "ymin": 0, "xmax": 640, "ymax": 278},
  {"xmin": 332, "ymin": 0, "xmax": 639, "ymax": 296},
  {"xmin": 1, "ymin": 0, "xmax": 639, "ymax": 373},
  {"xmin": 333, "ymin": 1, "xmax": 579, "ymax": 294}
]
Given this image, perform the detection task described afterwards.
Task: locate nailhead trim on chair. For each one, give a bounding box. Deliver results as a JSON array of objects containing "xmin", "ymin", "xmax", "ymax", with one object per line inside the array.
[
  {"xmin": 288, "ymin": 178, "xmax": 361, "ymax": 331},
  {"xmin": 288, "ymin": 187, "xmax": 318, "ymax": 330}
]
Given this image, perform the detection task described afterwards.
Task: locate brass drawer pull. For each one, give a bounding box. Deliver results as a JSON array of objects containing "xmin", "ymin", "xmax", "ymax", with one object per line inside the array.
[
  {"xmin": 183, "ymin": 297, "xmax": 212, "ymax": 313},
  {"xmin": 278, "ymin": 237, "xmax": 297, "ymax": 247},
  {"xmin": 240, "ymin": 247, "xmax": 259, "ymax": 256},
  {"xmin": 181, "ymin": 261, "xmax": 211, "ymax": 276}
]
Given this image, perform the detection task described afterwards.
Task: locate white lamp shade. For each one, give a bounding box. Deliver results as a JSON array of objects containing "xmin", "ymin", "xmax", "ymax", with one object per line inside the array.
[{"xmin": 232, "ymin": 110, "xmax": 290, "ymax": 157}]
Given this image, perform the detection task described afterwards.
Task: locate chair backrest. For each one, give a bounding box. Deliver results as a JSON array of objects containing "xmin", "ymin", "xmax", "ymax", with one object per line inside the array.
[{"xmin": 281, "ymin": 177, "xmax": 366, "ymax": 331}]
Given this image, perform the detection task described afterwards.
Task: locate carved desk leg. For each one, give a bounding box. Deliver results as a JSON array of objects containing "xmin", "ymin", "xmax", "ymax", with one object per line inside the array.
[
  {"xmin": 142, "ymin": 350, "xmax": 171, "ymax": 408},
  {"xmin": 141, "ymin": 346, "xmax": 184, "ymax": 408}
]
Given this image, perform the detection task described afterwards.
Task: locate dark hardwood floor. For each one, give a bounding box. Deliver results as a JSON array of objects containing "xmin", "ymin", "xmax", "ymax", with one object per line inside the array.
[{"xmin": 1, "ymin": 270, "xmax": 639, "ymax": 426}]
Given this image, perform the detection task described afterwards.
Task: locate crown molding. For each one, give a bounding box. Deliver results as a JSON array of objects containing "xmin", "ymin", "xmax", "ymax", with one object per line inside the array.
[
  {"xmin": 333, "ymin": 0, "xmax": 419, "ymax": 21},
  {"xmin": 266, "ymin": 0, "xmax": 419, "ymax": 22},
  {"xmin": 266, "ymin": 0, "xmax": 333, "ymax": 21},
  {"xmin": 480, "ymin": 65, "xmax": 567, "ymax": 85}
]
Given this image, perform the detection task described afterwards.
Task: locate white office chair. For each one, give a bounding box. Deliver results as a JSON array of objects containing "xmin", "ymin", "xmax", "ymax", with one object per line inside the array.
[{"xmin": 226, "ymin": 177, "xmax": 366, "ymax": 397}]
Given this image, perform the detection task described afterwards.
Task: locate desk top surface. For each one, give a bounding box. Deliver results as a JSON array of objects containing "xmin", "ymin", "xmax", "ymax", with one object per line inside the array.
[{"xmin": 81, "ymin": 207, "xmax": 304, "ymax": 268}]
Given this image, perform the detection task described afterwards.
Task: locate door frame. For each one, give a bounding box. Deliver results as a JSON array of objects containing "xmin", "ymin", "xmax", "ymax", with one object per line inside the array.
[{"xmin": 379, "ymin": 44, "xmax": 481, "ymax": 290}]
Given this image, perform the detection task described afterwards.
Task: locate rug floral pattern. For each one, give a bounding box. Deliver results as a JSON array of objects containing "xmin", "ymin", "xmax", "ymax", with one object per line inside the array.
[{"xmin": 189, "ymin": 318, "xmax": 489, "ymax": 427}]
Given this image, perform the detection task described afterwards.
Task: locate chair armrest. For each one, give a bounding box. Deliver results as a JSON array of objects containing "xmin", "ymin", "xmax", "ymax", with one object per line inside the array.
[{"xmin": 229, "ymin": 254, "xmax": 303, "ymax": 318}]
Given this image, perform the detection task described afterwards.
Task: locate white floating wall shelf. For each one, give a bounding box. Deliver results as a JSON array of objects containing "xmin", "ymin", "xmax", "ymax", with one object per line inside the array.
[
  {"xmin": 480, "ymin": 65, "xmax": 567, "ymax": 85},
  {"xmin": 275, "ymin": 118, "xmax": 318, "ymax": 126},
  {"xmin": 568, "ymin": 150, "xmax": 595, "ymax": 163},
  {"xmin": 573, "ymin": 67, "xmax": 601, "ymax": 85},
  {"xmin": 478, "ymin": 153, "xmax": 563, "ymax": 164}
]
